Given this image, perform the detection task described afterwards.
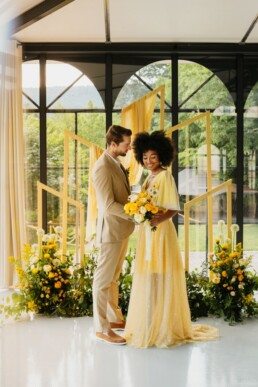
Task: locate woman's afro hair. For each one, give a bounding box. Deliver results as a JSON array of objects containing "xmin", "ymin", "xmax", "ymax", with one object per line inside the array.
[{"xmin": 132, "ymin": 130, "xmax": 176, "ymax": 167}]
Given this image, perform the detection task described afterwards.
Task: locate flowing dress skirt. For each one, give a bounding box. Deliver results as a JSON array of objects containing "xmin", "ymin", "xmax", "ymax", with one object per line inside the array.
[{"xmin": 125, "ymin": 220, "xmax": 218, "ymax": 348}]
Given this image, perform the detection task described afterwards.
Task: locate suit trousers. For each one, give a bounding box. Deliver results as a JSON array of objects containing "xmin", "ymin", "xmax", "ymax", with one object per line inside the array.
[{"xmin": 93, "ymin": 238, "xmax": 129, "ymax": 332}]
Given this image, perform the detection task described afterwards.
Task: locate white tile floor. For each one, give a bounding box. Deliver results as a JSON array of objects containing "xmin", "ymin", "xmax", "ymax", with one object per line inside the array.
[{"xmin": 1, "ymin": 313, "xmax": 258, "ymax": 387}]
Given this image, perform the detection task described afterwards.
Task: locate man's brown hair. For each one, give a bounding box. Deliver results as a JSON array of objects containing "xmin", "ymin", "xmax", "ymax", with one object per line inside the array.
[{"xmin": 106, "ymin": 125, "xmax": 132, "ymax": 146}]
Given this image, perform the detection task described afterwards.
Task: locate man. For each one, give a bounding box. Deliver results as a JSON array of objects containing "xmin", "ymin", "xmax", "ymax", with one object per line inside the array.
[{"xmin": 92, "ymin": 125, "xmax": 135, "ymax": 345}]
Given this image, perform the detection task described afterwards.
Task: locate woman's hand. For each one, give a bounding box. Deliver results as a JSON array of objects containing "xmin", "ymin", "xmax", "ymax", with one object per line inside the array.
[{"xmin": 149, "ymin": 209, "xmax": 177, "ymax": 227}]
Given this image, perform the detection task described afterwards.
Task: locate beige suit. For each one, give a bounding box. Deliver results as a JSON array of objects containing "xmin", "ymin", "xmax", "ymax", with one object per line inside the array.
[{"xmin": 92, "ymin": 151, "xmax": 135, "ymax": 332}]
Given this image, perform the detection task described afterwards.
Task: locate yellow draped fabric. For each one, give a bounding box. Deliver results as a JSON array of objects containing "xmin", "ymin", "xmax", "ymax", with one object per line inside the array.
[
  {"xmin": 125, "ymin": 170, "xmax": 218, "ymax": 348},
  {"xmin": 86, "ymin": 144, "xmax": 104, "ymax": 242},
  {"xmin": 121, "ymin": 85, "xmax": 165, "ymax": 185},
  {"xmin": 0, "ymin": 41, "xmax": 26, "ymax": 288}
]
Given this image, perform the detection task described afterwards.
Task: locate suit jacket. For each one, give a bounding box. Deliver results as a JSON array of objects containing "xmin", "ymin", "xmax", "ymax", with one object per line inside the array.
[{"xmin": 92, "ymin": 151, "xmax": 135, "ymax": 243}]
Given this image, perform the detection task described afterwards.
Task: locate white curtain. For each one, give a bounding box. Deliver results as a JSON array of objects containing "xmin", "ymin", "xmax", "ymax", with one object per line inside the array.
[{"xmin": 0, "ymin": 40, "xmax": 26, "ymax": 288}]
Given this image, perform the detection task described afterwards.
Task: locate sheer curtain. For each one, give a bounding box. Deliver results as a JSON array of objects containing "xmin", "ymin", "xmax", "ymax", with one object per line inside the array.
[{"xmin": 0, "ymin": 40, "xmax": 26, "ymax": 288}]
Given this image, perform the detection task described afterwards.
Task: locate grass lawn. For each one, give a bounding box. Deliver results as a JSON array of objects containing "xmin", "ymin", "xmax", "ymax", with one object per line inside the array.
[{"xmin": 128, "ymin": 223, "xmax": 258, "ymax": 252}]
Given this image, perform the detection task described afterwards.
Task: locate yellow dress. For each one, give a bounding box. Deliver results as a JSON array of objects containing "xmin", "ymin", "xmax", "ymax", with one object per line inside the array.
[{"xmin": 125, "ymin": 170, "xmax": 218, "ymax": 348}]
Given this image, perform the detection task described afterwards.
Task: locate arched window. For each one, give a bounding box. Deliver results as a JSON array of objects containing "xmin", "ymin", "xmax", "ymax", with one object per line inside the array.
[
  {"xmin": 114, "ymin": 59, "xmax": 237, "ymax": 268},
  {"xmin": 23, "ymin": 60, "xmax": 105, "ymax": 243}
]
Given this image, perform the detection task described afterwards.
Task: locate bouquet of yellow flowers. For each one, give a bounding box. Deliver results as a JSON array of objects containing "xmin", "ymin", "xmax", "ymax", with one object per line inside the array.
[
  {"xmin": 208, "ymin": 224, "xmax": 258, "ymax": 323},
  {"xmin": 124, "ymin": 189, "xmax": 159, "ymax": 231}
]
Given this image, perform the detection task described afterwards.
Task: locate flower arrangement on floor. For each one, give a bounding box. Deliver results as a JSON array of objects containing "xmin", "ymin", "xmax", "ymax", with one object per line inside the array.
[
  {"xmin": 207, "ymin": 222, "xmax": 258, "ymax": 324},
  {"xmin": 1, "ymin": 222, "xmax": 258, "ymax": 325},
  {"xmin": 0, "ymin": 228, "xmax": 97, "ymax": 320},
  {"xmin": 124, "ymin": 188, "xmax": 159, "ymax": 231}
]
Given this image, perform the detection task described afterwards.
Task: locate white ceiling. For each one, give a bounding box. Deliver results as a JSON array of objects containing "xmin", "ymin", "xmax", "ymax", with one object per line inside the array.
[{"xmin": 2, "ymin": 0, "xmax": 258, "ymax": 43}]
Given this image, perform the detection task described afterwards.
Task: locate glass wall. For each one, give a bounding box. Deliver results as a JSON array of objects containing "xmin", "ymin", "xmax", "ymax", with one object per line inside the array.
[
  {"xmin": 23, "ymin": 60, "xmax": 105, "ymax": 243},
  {"xmin": 244, "ymin": 71, "xmax": 258, "ymax": 253},
  {"xmin": 22, "ymin": 52, "xmax": 258, "ymax": 267}
]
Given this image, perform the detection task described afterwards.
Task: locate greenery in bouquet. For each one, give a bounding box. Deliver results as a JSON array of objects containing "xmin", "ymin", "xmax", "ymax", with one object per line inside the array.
[
  {"xmin": 124, "ymin": 188, "xmax": 159, "ymax": 231},
  {"xmin": 207, "ymin": 222, "xmax": 258, "ymax": 324}
]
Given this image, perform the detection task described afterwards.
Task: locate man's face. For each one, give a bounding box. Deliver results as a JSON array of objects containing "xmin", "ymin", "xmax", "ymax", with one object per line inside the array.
[{"xmin": 113, "ymin": 135, "xmax": 131, "ymax": 157}]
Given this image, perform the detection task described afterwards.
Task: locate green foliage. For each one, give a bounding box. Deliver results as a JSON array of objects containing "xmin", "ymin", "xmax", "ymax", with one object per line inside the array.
[
  {"xmin": 118, "ymin": 249, "xmax": 135, "ymax": 316},
  {"xmin": 1, "ymin": 244, "xmax": 258, "ymax": 325},
  {"xmin": 186, "ymin": 266, "xmax": 210, "ymax": 321}
]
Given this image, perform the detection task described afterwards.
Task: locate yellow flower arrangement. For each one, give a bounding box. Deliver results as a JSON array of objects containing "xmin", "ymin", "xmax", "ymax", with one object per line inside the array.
[
  {"xmin": 15, "ymin": 230, "xmax": 73, "ymax": 316},
  {"xmin": 208, "ymin": 222, "xmax": 258, "ymax": 323},
  {"xmin": 124, "ymin": 188, "xmax": 159, "ymax": 231},
  {"xmin": 0, "ymin": 229, "xmax": 74, "ymax": 319}
]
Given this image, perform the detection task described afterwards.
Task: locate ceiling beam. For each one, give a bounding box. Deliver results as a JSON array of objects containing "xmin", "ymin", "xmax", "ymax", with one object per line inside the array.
[
  {"xmin": 7, "ymin": 0, "xmax": 75, "ymax": 36},
  {"xmin": 22, "ymin": 42, "xmax": 258, "ymax": 56},
  {"xmin": 241, "ymin": 14, "xmax": 258, "ymax": 43},
  {"xmin": 103, "ymin": 0, "xmax": 111, "ymax": 42}
]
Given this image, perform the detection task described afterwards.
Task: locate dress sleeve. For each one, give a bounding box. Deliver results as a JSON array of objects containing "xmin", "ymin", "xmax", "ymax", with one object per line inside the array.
[{"xmin": 156, "ymin": 171, "xmax": 181, "ymax": 211}]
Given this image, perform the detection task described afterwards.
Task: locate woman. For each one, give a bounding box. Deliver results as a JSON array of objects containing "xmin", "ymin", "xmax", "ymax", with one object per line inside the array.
[{"xmin": 125, "ymin": 131, "xmax": 218, "ymax": 348}]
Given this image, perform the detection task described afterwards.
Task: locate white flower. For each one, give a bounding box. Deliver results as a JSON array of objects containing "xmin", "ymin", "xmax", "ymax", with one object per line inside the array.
[
  {"xmin": 31, "ymin": 244, "xmax": 38, "ymax": 253},
  {"xmin": 238, "ymin": 283, "xmax": 245, "ymax": 289},
  {"xmin": 42, "ymin": 235, "xmax": 50, "ymax": 242},
  {"xmin": 52, "ymin": 259, "xmax": 61, "ymax": 267},
  {"xmin": 231, "ymin": 276, "xmax": 237, "ymax": 283},
  {"xmin": 43, "ymin": 264, "xmax": 52, "ymax": 273},
  {"xmin": 128, "ymin": 194, "xmax": 138, "ymax": 202},
  {"xmin": 134, "ymin": 213, "xmax": 144, "ymax": 223},
  {"xmin": 122, "ymin": 260, "xmax": 129, "ymax": 274},
  {"xmin": 225, "ymin": 238, "xmax": 231, "ymax": 245},
  {"xmin": 30, "ymin": 256, "xmax": 39, "ymax": 264},
  {"xmin": 54, "ymin": 252, "xmax": 61, "ymax": 258},
  {"xmin": 231, "ymin": 224, "xmax": 239, "ymax": 232},
  {"xmin": 139, "ymin": 206, "xmax": 147, "ymax": 214},
  {"xmin": 239, "ymin": 259, "xmax": 246, "ymax": 266},
  {"xmin": 230, "ymin": 291, "xmax": 236, "ymax": 296},
  {"xmin": 49, "ymin": 233, "xmax": 56, "ymax": 241},
  {"xmin": 233, "ymin": 263, "xmax": 239, "ymax": 269},
  {"xmin": 218, "ymin": 220, "xmax": 225, "ymax": 227},
  {"xmin": 55, "ymin": 226, "xmax": 62, "ymax": 234},
  {"xmin": 37, "ymin": 228, "xmax": 45, "ymax": 237}
]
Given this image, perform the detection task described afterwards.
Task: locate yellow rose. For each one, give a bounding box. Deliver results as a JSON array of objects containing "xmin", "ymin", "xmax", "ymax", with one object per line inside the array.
[
  {"xmin": 48, "ymin": 272, "xmax": 55, "ymax": 279},
  {"xmin": 44, "ymin": 253, "xmax": 50, "ymax": 258},
  {"xmin": 54, "ymin": 281, "xmax": 62, "ymax": 289},
  {"xmin": 222, "ymin": 271, "xmax": 228, "ymax": 277},
  {"xmin": 60, "ymin": 256, "xmax": 67, "ymax": 263},
  {"xmin": 151, "ymin": 206, "xmax": 159, "ymax": 214},
  {"xmin": 32, "ymin": 268, "xmax": 39, "ymax": 274},
  {"xmin": 145, "ymin": 203, "xmax": 152, "ymax": 212},
  {"xmin": 138, "ymin": 192, "xmax": 147, "ymax": 198}
]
